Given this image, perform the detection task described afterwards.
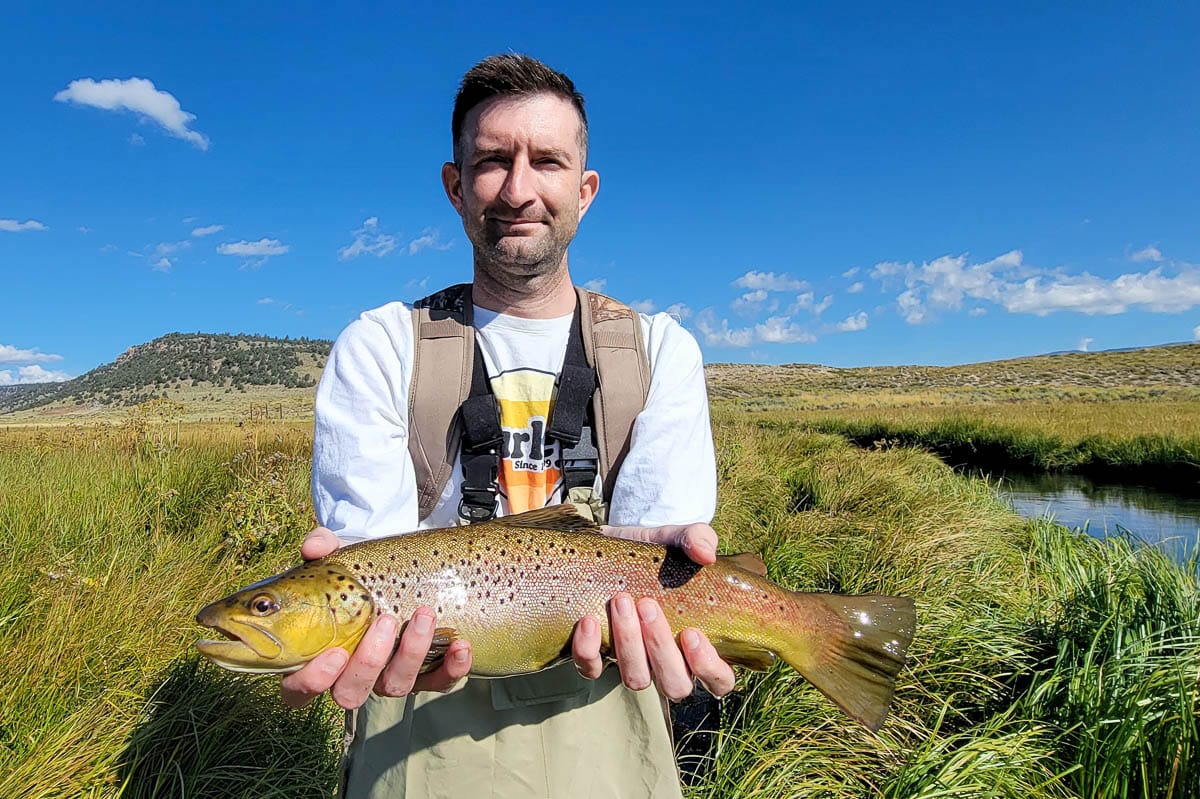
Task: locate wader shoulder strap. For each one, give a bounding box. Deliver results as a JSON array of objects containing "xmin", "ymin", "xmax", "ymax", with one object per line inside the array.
[
  {"xmin": 576, "ymin": 287, "xmax": 651, "ymax": 502},
  {"xmin": 408, "ymin": 283, "xmax": 474, "ymax": 521}
]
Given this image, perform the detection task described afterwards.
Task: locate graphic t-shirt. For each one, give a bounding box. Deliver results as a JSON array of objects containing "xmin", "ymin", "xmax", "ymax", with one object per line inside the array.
[{"xmin": 472, "ymin": 306, "xmax": 573, "ymax": 514}]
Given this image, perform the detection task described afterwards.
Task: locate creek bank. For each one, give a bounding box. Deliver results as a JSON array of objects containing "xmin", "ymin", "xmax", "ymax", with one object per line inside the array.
[{"xmin": 810, "ymin": 418, "xmax": 1200, "ymax": 497}]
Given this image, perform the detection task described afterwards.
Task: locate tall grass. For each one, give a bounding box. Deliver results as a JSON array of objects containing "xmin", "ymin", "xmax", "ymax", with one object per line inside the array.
[{"xmin": 1, "ymin": 417, "xmax": 1197, "ymax": 797}]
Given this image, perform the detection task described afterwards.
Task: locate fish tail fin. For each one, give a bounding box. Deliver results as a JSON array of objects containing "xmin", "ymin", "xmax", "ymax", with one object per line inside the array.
[{"xmin": 780, "ymin": 594, "xmax": 915, "ymax": 732}]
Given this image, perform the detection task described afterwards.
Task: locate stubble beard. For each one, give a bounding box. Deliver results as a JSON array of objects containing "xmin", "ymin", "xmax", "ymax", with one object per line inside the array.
[{"xmin": 468, "ymin": 207, "xmax": 579, "ymax": 294}]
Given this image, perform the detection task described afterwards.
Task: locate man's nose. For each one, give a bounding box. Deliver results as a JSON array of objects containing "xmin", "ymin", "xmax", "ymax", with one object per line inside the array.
[{"xmin": 498, "ymin": 157, "xmax": 536, "ymax": 207}]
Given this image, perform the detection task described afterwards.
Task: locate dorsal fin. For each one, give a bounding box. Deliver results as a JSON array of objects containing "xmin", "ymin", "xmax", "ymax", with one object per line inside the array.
[
  {"xmin": 489, "ymin": 504, "xmax": 602, "ymax": 533},
  {"xmin": 719, "ymin": 552, "xmax": 768, "ymax": 577}
]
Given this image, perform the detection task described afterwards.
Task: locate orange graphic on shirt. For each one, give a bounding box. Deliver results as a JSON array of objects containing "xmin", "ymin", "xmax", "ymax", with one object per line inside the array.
[{"xmin": 491, "ymin": 369, "xmax": 562, "ymax": 513}]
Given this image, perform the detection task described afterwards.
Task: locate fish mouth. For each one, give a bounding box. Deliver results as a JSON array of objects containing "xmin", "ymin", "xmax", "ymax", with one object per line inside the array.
[{"xmin": 195, "ymin": 619, "xmax": 286, "ymax": 670}]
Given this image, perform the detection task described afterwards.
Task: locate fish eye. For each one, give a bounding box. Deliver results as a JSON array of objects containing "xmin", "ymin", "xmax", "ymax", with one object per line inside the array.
[{"xmin": 249, "ymin": 595, "xmax": 279, "ymax": 616}]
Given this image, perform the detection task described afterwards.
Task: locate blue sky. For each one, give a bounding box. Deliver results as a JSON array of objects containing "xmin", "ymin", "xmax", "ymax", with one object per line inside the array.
[{"xmin": 2, "ymin": 3, "xmax": 1199, "ymax": 384}]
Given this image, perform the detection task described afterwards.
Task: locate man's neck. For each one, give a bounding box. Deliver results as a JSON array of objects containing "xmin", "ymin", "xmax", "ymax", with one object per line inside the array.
[{"xmin": 472, "ymin": 262, "xmax": 577, "ymax": 319}]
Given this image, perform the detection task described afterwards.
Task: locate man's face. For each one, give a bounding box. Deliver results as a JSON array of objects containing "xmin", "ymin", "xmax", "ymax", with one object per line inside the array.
[{"xmin": 443, "ymin": 93, "xmax": 599, "ymax": 280}]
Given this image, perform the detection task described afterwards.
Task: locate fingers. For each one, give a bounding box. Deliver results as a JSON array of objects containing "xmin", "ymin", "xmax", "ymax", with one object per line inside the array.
[
  {"xmin": 572, "ymin": 615, "xmax": 605, "ymax": 680},
  {"xmin": 280, "ymin": 648, "xmax": 350, "ymax": 708},
  {"xmin": 609, "ymin": 593, "xmax": 652, "ymax": 691},
  {"xmin": 677, "ymin": 524, "xmax": 718, "ymax": 566},
  {"xmin": 600, "ymin": 522, "xmax": 719, "ymax": 566},
  {"xmin": 371, "ymin": 607, "xmax": 436, "ymax": 699},
  {"xmin": 636, "ymin": 599, "xmax": 694, "ymax": 701},
  {"xmin": 412, "ymin": 639, "xmax": 472, "ymax": 693},
  {"xmin": 328, "ymin": 614, "xmax": 399, "ymax": 709},
  {"xmin": 300, "ymin": 527, "xmax": 342, "ymax": 561},
  {"xmin": 678, "ymin": 628, "xmax": 736, "ymax": 698}
]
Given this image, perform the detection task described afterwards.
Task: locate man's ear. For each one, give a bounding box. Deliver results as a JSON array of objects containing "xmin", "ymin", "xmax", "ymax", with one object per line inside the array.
[
  {"xmin": 442, "ymin": 162, "xmax": 464, "ymax": 214},
  {"xmin": 578, "ymin": 169, "xmax": 600, "ymax": 220}
]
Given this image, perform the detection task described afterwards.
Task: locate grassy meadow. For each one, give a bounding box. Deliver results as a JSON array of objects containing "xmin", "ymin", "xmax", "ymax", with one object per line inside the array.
[{"xmin": 1, "ymin": 407, "xmax": 1197, "ymax": 798}]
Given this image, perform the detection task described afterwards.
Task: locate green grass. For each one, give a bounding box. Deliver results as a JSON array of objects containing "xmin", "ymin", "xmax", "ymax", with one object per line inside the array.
[{"xmin": 0, "ymin": 417, "xmax": 1197, "ymax": 797}]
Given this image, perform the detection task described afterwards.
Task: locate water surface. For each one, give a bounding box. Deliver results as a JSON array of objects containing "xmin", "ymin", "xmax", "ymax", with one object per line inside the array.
[{"xmin": 993, "ymin": 471, "xmax": 1200, "ymax": 559}]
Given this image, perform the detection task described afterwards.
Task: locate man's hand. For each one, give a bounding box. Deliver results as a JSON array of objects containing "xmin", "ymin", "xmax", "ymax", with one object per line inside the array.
[
  {"xmin": 279, "ymin": 527, "xmax": 473, "ymax": 710},
  {"xmin": 572, "ymin": 522, "xmax": 736, "ymax": 701}
]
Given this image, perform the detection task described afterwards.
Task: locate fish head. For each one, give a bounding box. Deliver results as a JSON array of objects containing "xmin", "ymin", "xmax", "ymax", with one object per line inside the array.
[{"xmin": 195, "ymin": 561, "xmax": 374, "ymax": 673}]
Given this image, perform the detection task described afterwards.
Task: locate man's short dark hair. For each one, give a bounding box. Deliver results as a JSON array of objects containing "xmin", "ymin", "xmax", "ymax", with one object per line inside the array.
[{"xmin": 451, "ymin": 54, "xmax": 588, "ymax": 166}]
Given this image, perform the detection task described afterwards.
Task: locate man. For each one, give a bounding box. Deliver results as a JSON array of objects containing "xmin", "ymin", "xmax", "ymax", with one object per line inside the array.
[{"xmin": 281, "ymin": 54, "xmax": 733, "ymax": 798}]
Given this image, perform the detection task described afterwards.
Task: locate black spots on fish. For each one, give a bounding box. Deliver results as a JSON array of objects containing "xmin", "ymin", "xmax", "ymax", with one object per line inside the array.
[
  {"xmin": 340, "ymin": 593, "xmax": 348, "ymax": 601},
  {"xmin": 389, "ymin": 554, "xmax": 396, "ymax": 561},
  {"xmin": 474, "ymin": 553, "xmax": 482, "ymax": 561},
  {"xmin": 400, "ymin": 581, "xmax": 407, "ymax": 589},
  {"xmin": 415, "ymin": 591, "xmax": 422, "ymax": 599},
  {"xmin": 352, "ymin": 564, "xmax": 360, "ymax": 570},
  {"xmin": 392, "ymin": 604, "xmax": 400, "ymax": 613},
  {"xmin": 412, "ymin": 559, "xmax": 419, "ymax": 567},
  {"xmin": 596, "ymin": 550, "xmax": 604, "ymax": 559},
  {"xmin": 499, "ymin": 548, "xmax": 506, "ymax": 556},
  {"xmin": 355, "ymin": 609, "xmax": 363, "ymax": 617},
  {"xmin": 652, "ymin": 555, "xmax": 661, "ymax": 564},
  {"xmin": 432, "ymin": 549, "xmax": 439, "ymax": 557},
  {"xmin": 366, "ymin": 562, "xmax": 374, "ymax": 569},
  {"xmin": 325, "ymin": 592, "xmax": 332, "ymax": 602},
  {"xmin": 459, "ymin": 558, "xmax": 467, "ymax": 566},
  {"xmin": 657, "ymin": 548, "xmax": 701, "ymax": 589},
  {"xmin": 365, "ymin": 593, "xmax": 374, "ymax": 601}
]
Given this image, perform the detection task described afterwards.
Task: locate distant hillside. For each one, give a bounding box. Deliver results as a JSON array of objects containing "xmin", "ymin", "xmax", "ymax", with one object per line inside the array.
[
  {"xmin": 0, "ymin": 333, "xmax": 332, "ymax": 415},
  {"xmin": 706, "ymin": 342, "xmax": 1200, "ymax": 400}
]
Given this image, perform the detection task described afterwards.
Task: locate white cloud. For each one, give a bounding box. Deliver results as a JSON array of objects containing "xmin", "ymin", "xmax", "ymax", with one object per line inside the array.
[
  {"xmin": 129, "ymin": 133, "xmax": 145, "ymax": 146},
  {"xmin": 1078, "ymin": 337, "xmax": 1094, "ymax": 352},
  {"xmin": 257, "ymin": 297, "xmax": 275, "ymax": 305},
  {"xmin": 873, "ymin": 249, "xmax": 1200, "ymax": 322},
  {"xmin": 791, "ymin": 292, "xmax": 834, "ymax": 315},
  {"xmin": 54, "ymin": 77, "xmax": 209, "ymax": 150},
  {"xmin": 628, "ymin": 299, "xmax": 657, "ymax": 314},
  {"xmin": 0, "ymin": 365, "xmax": 72, "ymax": 385},
  {"xmin": 733, "ymin": 270, "xmax": 808, "ymax": 292},
  {"xmin": 835, "ymin": 311, "xmax": 869, "ymax": 332},
  {"xmin": 0, "ymin": 344, "xmax": 63, "ymax": 364},
  {"xmin": 405, "ymin": 227, "xmax": 451, "ymax": 256},
  {"xmin": 695, "ymin": 310, "xmax": 754, "ymax": 348},
  {"xmin": 1003, "ymin": 268, "xmax": 1200, "ymax": 315},
  {"xmin": 968, "ymin": 307, "xmax": 987, "ymax": 317},
  {"xmin": 191, "ymin": 224, "xmax": 224, "ymax": 237},
  {"xmin": 152, "ymin": 257, "xmax": 172, "ymax": 272},
  {"xmin": 847, "ymin": 281, "xmax": 864, "ymax": 294},
  {"xmin": 338, "ymin": 217, "xmax": 397, "ymax": 261},
  {"xmin": 78, "ymin": 226, "xmax": 91, "ymax": 234},
  {"xmin": 0, "ymin": 219, "xmax": 48, "ymax": 232},
  {"xmin": 1194, "ymin": 324, "xmax": 1200, "ymax": 341},
  {"xmin": 582, "ymin": 278, "xmax": 607, "ymax": 292},
  {"xmin": 218, "ymin": 238, "xmax": 288, "ymax": 269},
  {"xmin": 731, "ymin": 289, "xmax": 769, "ymax": 315},
  {"xmin": 1130, "ymin": 245, "xmax": 1163, "ymax": 263},
  {"xmin": 842, "ymin": 267, "xmax": 860, "ymax": 278},
  {"xmin": 665, "ymin": 302, "xmax": 692, "ymax": 322},
  {"xmin": 755, "ymin": 316, "xmax": 816, "ymax": 343},
  {"xmin": 154, "ymin": 240, "xmax": 190, "ymax": 256}
]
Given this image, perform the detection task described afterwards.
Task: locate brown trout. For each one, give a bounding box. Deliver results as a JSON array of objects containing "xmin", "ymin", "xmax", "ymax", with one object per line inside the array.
[{"xmin": 196, "ymin": 505, "xmax": 914, "ymax": 730}]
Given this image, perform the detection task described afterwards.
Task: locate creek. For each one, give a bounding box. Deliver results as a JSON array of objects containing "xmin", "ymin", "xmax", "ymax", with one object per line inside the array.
[{"xmin": 989, "ymin": 471, "xmax": 1200, "ymax": 560}]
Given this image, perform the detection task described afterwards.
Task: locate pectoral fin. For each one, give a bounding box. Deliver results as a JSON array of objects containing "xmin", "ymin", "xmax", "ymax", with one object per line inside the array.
[{"xmin": 396, "ymin": 626, "xmax": 460, "ymax": 674}]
